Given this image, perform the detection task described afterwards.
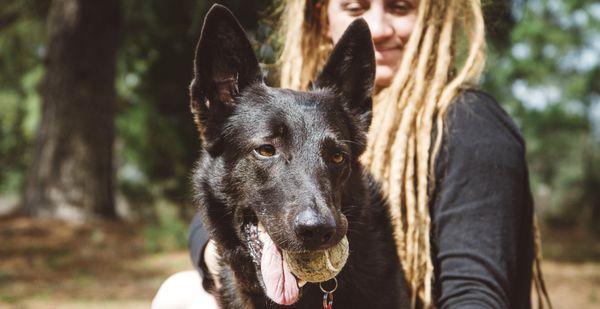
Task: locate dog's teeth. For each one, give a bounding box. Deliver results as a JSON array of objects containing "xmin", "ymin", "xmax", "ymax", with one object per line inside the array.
[
  {"xmin": 298, "ymin": 280, "xmax": 307, "ymax": 287},
  {"xmin": 257, "ymin": 222, "xmax": 265, "ymax": 233}
]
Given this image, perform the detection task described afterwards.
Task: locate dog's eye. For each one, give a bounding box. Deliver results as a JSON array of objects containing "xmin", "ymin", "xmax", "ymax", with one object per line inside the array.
[
  {"xmin": 332, "ymin": 152, "xmax": 345, "ymax": 164},
  {"xmin": 254, "ymin": 145, "xmax": 276, "ymax": 158}
]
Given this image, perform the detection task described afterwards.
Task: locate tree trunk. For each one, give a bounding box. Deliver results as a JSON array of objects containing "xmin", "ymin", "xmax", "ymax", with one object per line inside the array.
[{"xmin": 23, "ymin": 0, "xmax": 119, "ymax": 221}]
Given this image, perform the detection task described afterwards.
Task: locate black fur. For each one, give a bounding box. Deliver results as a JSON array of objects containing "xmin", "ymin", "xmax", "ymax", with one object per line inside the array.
[{"xmin": 189, "ymin": 4, "xmax": 409, "ymax": 308}]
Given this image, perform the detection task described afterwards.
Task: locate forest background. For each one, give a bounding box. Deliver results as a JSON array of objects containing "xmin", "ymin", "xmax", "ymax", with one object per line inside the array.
[{"xmin": 0, "ymin": 0, "xmax": 598, "ymax": 308}]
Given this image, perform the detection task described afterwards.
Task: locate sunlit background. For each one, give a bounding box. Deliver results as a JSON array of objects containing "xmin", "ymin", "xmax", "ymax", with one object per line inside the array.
[{"xmin": 0, "ymin": 0, "xmax": 598, "ymax": 308}]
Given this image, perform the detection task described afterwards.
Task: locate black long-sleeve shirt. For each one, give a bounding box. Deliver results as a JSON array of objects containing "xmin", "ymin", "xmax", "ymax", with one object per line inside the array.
[
  {"xmin": 429, "ymin": 90, "xmax": 534, "ymax": 308},
  {"xmin": 189, "ymin": 90, "xmax": 534, "ymax": 308}
]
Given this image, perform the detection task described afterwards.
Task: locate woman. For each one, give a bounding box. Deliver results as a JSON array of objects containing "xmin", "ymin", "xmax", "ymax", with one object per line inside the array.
[{"xmin": 154, "ymin": 0, "xmax": 550, "ymax": 308}]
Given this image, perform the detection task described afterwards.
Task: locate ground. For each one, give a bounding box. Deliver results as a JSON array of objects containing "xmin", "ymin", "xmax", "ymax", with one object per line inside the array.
[{"xmin": 0, "ymin": 215, "xmax": 598, "ymax": 308}]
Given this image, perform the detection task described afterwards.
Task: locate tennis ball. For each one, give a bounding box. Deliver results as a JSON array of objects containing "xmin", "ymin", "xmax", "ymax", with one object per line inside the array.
[{"xmin": 283, "ymin": 236, "xmax": 349, "ymax": 283}]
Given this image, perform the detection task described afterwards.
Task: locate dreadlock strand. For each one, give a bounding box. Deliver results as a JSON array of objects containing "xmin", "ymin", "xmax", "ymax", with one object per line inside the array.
[
  {"xmin": 403, "ymin": 134, "xmax": 418, "ymax": 307},
  {"xmin": 388, "ymin": 24, "xmax": 434, "ymax": 197},
  {"xmin": 279, "ymin": 0, "xmax": 305, "ymax": 89},
  {"xmin": 533, "ymin": 217, "xmax": 552, "ymax": 308},
  {"xmin": 389, "ymin": 28, "xmax": 437, "ymax": 282},
  {"xmin": 385, "ymin": 76, "xmax": 416, "ymax": 265},
  {"xmin": 415, "ymin": 3, "xmax": 458, "ymax": 303}
]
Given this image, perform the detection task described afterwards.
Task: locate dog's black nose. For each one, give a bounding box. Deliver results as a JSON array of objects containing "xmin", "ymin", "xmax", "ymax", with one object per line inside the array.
[{"xmin": 293, "ymin": 208, "xmax": 336, "ymax": 249}]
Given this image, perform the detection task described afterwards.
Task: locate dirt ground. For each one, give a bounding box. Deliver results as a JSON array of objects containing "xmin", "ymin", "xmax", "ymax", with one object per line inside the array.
[{"xmin": 0, "ymin": 215, "xmax": 598, "ymax": 308}]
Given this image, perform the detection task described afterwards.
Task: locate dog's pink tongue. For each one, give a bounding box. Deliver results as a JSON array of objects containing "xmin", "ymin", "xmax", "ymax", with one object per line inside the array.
[{"xmin": 260, "ymin": 232, "xmax": 299, "ymax": 305}]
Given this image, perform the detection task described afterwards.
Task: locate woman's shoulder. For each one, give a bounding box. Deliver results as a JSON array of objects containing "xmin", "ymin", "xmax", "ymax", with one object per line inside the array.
[
  {"xmin": 443, "ymin": 89, "xmax": 526, "ymax": 151},
  {"xmin": 436, "ymin": 89, "xmax": 527, "ymax": 171}
]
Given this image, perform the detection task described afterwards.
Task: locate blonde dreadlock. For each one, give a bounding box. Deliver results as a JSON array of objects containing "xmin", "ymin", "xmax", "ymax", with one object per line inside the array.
[{"xmin": 277, "ymin": 0, "xmax": 551, "ymax": 307}]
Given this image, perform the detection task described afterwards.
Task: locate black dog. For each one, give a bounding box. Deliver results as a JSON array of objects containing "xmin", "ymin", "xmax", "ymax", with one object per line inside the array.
[{"xmin": 190, "ymin": 5, "xmax": 408, "ymax": 308}]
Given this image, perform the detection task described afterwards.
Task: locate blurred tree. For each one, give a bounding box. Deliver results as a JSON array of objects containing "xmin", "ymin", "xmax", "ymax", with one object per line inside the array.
[
  {"xmin": 483, "ymin": 0, "xmax": 600, "ymax": 232},
  {"xmin": 23, "ymin": 0, "xmax": 120, "ymax": 221}
]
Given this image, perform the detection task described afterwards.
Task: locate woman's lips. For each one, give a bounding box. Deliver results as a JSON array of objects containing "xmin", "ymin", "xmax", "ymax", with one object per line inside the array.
[
  {"xmin": 375, "ymin": 47, "xmax": 402, "ymax": 63},
  {"xmin": 375, "ymin": 46, "xmax": 402, "ymax": 52}
]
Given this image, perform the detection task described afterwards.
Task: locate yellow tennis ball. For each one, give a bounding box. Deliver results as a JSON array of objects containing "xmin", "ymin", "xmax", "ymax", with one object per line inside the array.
[{"xmin": 283, "ymin": 236, "xmax": 349, "ymax": 283}]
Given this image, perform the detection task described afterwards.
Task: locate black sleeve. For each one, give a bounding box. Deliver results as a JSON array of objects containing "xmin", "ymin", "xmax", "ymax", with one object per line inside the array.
[
  {"xmin": 189, "ymin": 212, "xmax": 214, "ymax": 291},
  {"xmin": 430, "ymin": 90, "xmax": 534, "ymax": 308}
]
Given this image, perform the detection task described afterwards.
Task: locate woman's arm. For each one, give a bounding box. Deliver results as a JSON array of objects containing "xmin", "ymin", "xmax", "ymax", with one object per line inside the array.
[{"xmin": 430, "ymin": 90, "xmax": 534, "ymax": 309}]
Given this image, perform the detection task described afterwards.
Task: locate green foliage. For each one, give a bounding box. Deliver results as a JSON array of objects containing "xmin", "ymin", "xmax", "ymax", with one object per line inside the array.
[
  {"xmin": 0, "ymin": 1, "xmax": 46, "ymax": 194},
  {"xmin": 484, "ymin": 0, "xmax": 600, "ymax": 229},
  {"xmin": 142, "ymin": 200, "xmax": 188, "ymax": 252},
  {"xmin": 0, "ymin": 68, "xmax": 41, "ymax": 193}
]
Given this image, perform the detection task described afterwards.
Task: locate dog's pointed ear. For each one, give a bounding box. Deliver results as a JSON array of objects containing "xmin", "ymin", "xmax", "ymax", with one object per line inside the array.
[
  {"xmin": 191, "ymin": 5, "xmax": 261, "ymax": 104},
  {"xmin": 190, "ymin": 5, "xmax": 262, "ymax": 145},
  {"xmin": 313, "ymin": 19, "xmax": 375, "ymax": 116}
]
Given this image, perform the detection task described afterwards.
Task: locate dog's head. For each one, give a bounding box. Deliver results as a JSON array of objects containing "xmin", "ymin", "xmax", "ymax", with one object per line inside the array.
[{"xmin": 191, "ymin": 4, "xmax": 374, "ymax": 305}]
